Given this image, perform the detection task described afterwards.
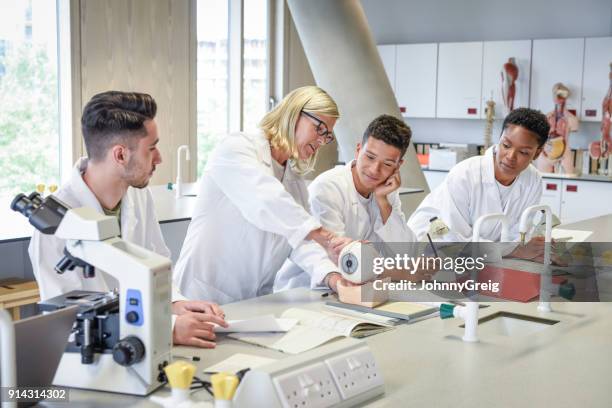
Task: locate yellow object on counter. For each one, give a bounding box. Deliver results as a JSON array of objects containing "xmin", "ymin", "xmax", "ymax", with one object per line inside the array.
[
  {"xmin": 164, "ymin": 360, "xmax": 197, "ymax": 390},
  {"xmin": 48, "ymin": 184, "xmax": 58, "ymax": 193},
  {"xmin": 211, "ymin": 372, "xmax": 239, "ymax": 401},
  {"xmin": 36, "ymin": 184, "xmax": 45, "ymax": 193},
  {"xmin": 601, "ymin": 250, "xmax": 612, "ymax": 266}
]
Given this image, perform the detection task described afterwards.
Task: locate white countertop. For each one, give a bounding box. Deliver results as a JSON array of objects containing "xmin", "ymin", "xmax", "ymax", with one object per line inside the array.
[
  {"xmin": 0, "ymin": 183, "xmax": 424, "ymax": 242},
  {"xmin": 56, "ymin": 289, "xmax": 612, "ymax": 407},
  {"xmin": 50, "ymin": 216, "xmax": 612, "ymax": 407},
  {"xmin": 0, "ymin": 184, "xmax": 200, "ymax": 242},
  {"xmin": 424, "ymin": 167, "xmax": 612, "ymax": 183}
]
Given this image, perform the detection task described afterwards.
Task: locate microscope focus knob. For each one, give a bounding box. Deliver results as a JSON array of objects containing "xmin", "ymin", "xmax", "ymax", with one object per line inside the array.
[
  {"xmin": 112, "ymin": 336, "xmax": 145, "ymax": 366},
  {"xmin": 126, "ymin": 311, "xmax": 139, "ymax": 324}
]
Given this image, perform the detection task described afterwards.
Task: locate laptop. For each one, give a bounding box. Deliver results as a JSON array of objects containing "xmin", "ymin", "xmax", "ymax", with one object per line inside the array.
[{"xmin": 1, "ymin": 306, "xmax": 78, "ymax": 407}]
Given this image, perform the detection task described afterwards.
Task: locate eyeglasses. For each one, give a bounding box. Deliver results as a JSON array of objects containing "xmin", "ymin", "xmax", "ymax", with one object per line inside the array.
[{"xmin": 301, "ymin": 111, "xmax": 335, "ymax": 145}]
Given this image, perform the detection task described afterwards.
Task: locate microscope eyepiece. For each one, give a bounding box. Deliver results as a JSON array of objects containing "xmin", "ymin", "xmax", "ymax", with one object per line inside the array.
[
  {"xmin": 10, "ymin": 192, "xmax": 36, "ymax": 218},
  {"xmin": 10, "ymin": 191, "xmax": 70, "ymax": 234}
]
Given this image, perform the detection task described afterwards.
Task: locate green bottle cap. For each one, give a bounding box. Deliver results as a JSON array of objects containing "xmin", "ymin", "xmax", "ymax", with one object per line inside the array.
[
  {"xmin": 558, "ymin": 282, "xmax": 576, "ymax": 300},
  {"xmin": 439, "ymin": 303, "xmax": 456, "ymax": 319}
]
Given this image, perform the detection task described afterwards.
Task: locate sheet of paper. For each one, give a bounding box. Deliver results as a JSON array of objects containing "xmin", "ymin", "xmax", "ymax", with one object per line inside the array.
[
  {"xmin": 215, "ymin": 315, "xmax": 298, "ymax": 333},
  {"xmin": 376, "ymin": 301, "xmax": 434, "ymax": 315},
  {"xmin": 552, "ymin": 228, "xmax": 592, "ymax": 243},
  {"xmin": 270, "ymin": 326, "xmax": 344, "ymax": 354},
  {"xmin": 203, "ymin": 353, "xmax": 276, "ymax": 374},
  {"xmin": 281, "ymin": 308, "xmax": 359, "ymax": 337}
]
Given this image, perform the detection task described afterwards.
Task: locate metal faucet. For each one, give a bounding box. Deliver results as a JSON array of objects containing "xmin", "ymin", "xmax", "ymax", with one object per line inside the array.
[{"xmin": 518, "ymin": 205, "xmax": 553, "ymax": 312}]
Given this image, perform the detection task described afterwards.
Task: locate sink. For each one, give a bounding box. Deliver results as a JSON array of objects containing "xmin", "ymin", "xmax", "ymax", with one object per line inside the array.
[{"xmin": 461, "ymin": 312, "xmax": 559, "ymax": 337}]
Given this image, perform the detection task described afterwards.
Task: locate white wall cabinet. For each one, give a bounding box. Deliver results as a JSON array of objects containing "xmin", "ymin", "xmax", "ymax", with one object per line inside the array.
[
  {"xmin": 481, "ymin": 40, "xmax": 532, "ymax": 120},
  {"xmin": 395, "ymin": 43, "xmax": 438, "ymax": 118},
  {"xmin": 540, "ymin": 179, "xmax": 562, "ymax": 218},
  {"xmin": 530, "ymin": 38, "xmax": 585, "ymax": 117},
  {"xmin": 423, "ymin": 170, "xmax": 447, "ymax": 191},
  {"xmin": 377, "ymin": 45, "xmax": 396, "ymax": 93},
  {"xmin": 581, "ymin": 37, "xmax": 612, "ymax": 122},
  {"xmin": 560, "ymin": 180, "xmax": 612, "ymax": 224},
  {"xmin": 436, "ymin": 42, "xmax": 483, "ymax": 119}
]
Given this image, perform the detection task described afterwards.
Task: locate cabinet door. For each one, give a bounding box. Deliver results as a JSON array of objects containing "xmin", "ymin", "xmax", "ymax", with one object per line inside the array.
[
  {"xmin": 395, "ymin": 43, "xmax": 438, "ymax": 118},
  {"xmin": 530, "ymin": 38, "xmax": 584, "ymax": 116},
  {"xmin": 540, "ymin": 179, "xmax": 562, "ymax": 220},
  {"xmin": 560, "ymin": 180, "xmax": 612, "ymax": 224},
  {"xmin": 481, "ymin": 40, "xmax": 532, "ymax": 119},
  {"xmin": 423, "ymin": 170, "xmax": 448, "ymax": 191},
  {"xmin": 377, "ymin": 45, "xmax": 396, "ymax": 92},
  {"xmin": 437, "ymin": 42, "xmax": 483, "ymax": 119},
  {"xmin": 581, "ymin": 37, "xmax": 612, "ymax": 122}
]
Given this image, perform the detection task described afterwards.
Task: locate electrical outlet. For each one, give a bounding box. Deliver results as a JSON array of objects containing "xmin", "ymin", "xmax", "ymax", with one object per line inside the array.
[
  {"xmin": 272, "ymin": 362, "xmax": 341, "ymax": 408},
  {"xmin": 325, "ymin": 348, "xmax": 383, "ymax": 400}
]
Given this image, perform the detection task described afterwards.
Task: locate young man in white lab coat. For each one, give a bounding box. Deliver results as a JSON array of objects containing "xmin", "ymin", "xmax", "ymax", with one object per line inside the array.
[
  {"xmin": 408, "ymin": 107, "xmax": 552, "ymax": 263},
  {"xmin": 274, "ymin": 114, "xmax": 420, "ymax": 292},
  {"xmin": 29, "ymin": 91, "xmax": 227, "ymax": 348}
]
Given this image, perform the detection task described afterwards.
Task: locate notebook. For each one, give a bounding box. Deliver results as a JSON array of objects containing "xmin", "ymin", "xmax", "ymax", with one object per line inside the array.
[
  {"xmin": 325, "ymin": 301, "xmax": 439, "ymax": 323},
  {"xmin": 459, "ymin": 266, "xmax": 568, "ymax": 302},
  {"xmin": 228, "ymin": 307, "xmax": 393, "ymax": 354}
]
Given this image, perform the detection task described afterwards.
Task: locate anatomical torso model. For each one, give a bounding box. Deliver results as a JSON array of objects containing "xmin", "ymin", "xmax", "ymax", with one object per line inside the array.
[
  {"xmin": 501, "ymin": 57, "xmax": 518, "ymax": 114},
  {"xmin": 588, "ymin": 63, "xmax": 612, "ymax": 174},
  {"xmin": 536, "ymin": 82, "xmax": 579, "ymax": 174}
]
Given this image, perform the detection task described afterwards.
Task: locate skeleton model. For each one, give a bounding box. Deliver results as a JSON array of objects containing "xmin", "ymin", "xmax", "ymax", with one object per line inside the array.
[
  {"xmin": 501, "ymin": 57, "xmax": 518, "ymax": 114},
  {"xmin": 536, "ymin": 83, "xmax": 579, "ymax": 174},
  {"xmin": 484, "ymin": 99, "xmax": 495, "ymax": 149},
  {"xmin": 588, "ymin": 63, "xmax": 612, "ymax": 174}
]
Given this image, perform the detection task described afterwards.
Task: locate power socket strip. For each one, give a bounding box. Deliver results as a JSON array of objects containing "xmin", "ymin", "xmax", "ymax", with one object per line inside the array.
[
  {"xmin": 232, "ymin": 338, "xmax": 384, "ymax": 408},
  {"xmin": 273, "ymin": 361, "xmax": 341, "ymax": 407},
  {"xmin": 325, "ymin": 347, "xmax": 383, "ymax": 400}
]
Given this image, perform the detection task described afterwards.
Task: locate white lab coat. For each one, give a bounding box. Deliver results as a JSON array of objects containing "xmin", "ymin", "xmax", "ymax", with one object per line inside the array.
[
  {"xmin": 173, "ymin": 132, "xmax": 337, "ymax": 304},
  {"xmin": 408, "ymin": 146, "xmax": 543, "ymax": 242},
  {"xmin": 274, "ymin": 161, "xmax": 417, "ymax": 291},
  {"xmin": 28, "ymin": 158, "xmax": 184, "ymax": 302}
]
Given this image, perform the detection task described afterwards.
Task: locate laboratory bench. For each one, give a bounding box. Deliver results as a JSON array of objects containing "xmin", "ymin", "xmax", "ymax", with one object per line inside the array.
[
  {"xmin": 422, "ymin": 169, "xmax": 612, "ymax": 225},
  {"xmin": 43, "ymin": 215, "xmax": 612, "ymax": 407},
  {"xmin": 0, "ymin": 183, "xmax": 424, "ymax": 243},
  {"xmin": 0, "ymin": 181, "xmax": 425, "ymax": 289}
]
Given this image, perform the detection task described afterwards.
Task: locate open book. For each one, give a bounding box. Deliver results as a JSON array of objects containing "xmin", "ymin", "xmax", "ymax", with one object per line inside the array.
[{"xmin": 228, "ymin": 307, "xmax": 393, "ymax": 354}]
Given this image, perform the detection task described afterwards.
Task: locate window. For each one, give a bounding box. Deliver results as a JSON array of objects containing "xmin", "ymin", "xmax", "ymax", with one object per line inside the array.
[
  {"xmin": 242, "ymin": 0, "xmax": 268, "ymax": 132},
  {"xmin": 196, "ymin": 0, "xmax": 269, "ymax": 176},
  {"xmin": 196, "ymin": 0, "xmax": 229, "ymax": 176},
  {"xmin": 0, "ymin": 0, "xmax": 60, "ymax": 200}
]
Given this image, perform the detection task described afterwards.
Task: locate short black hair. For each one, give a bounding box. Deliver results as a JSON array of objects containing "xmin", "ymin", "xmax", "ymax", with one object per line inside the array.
[
  {"xmin": 81, "ymin": 91, "xmax": 157, "ymax": 161},
  {"xmin": 362, "ymin": 114, "xmax": 412, "ymax": 157},
  {"xmin": 501, "ymin": 107, "xmax": 550, "ymax": 147}
]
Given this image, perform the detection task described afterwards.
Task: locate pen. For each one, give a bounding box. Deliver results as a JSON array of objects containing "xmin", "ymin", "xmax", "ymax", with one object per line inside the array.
[
  {"xmin": 426, "ymin": 233, "xmax": 439, "ymax": 258},
  {"xmin": 173, "ymin": 355, "xmax": 201, "ymax": 362}
]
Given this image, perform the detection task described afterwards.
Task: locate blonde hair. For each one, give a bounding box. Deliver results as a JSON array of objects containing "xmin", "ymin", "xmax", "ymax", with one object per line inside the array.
[{"xmin": 259, "ymin": 86, "xmax": 339, "ymax": 175}]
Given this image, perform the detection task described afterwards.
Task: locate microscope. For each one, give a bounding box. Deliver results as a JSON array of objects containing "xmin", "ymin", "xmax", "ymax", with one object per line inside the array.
[{"xmin": 11, "ymin": 192, "xmax": 173, "ymax": 395}]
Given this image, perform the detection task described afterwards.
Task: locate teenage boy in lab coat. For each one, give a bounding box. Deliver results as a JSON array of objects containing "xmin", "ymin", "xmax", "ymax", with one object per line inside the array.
[
  {"xmin": 274, "ymin": 114, "xmax": 425, "ymax": 292},
  {"xmin": 408, "ymin": 107, "xmax": 554, "ymax": 263},
  {"xmin": 29, "ymin": 91, "xmax": 228, "ymax": 348}
]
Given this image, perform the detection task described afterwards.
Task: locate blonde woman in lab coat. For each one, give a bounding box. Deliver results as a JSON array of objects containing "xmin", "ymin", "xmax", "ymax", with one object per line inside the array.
[
  {"xmin": 174, "ymin": 86, "xmax": 349, "ymax": 304},
  {"xmin": 408, "ymin": 107, "xmax": 553, "ymax": 262}
]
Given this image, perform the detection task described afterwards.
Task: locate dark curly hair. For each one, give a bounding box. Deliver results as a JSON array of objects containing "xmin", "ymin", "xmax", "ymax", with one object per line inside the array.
[
  {"xmin": 501, "ymin": 107, "xmax": 550, "ymax": 147},
  {"xmin": 362, "ymin": 114, "xmax": 412, "ymax": 157},
  {"xmin": 81, "ymin": 91, "xmax": 157, "ymax": 161}
]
